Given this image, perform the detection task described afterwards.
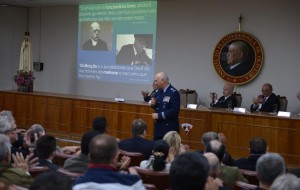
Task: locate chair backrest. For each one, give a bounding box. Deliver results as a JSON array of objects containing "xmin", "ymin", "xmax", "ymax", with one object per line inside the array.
[
  {"xmin": 239, "ymin": 169, "xmax": 259, "ymax": 186},
  {"xmin": 57, "ymin": 168, "xmax": 83, "ymax": 182},
  {"xmin": 234, "ymin": 181, "xmax": 257, "ymax": 190},
  {"xmin": 53, "ymin": 151, "xmax": 75, "ymax": 166},
  {"xmin": 278, "ymin": 95, "xmax": 288, "ymax": 111},
  {"xmin": 143, "ymin": 183, "xmax": 157, "ymax": 190},
  {"xmin": 179, "ymin": 89, "xmax": 198, "ymax": 107},
  {"xmin": 118, "ymin": 149, "xmax": 145, "ymax": 167},
  {"xmin": 29, "ymin": 166, "xmax": 50, "ymax": 178},
  {"xmin": 135, "ymin": 166, "xmax": 170, "ymax": 190},
  {"xmin": 234, "ymin": 93, "xmax": 242, "ymax": 107}
]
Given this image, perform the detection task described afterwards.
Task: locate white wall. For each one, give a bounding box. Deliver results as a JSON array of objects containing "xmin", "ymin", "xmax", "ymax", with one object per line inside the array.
[
  {"xmin": 0, "ymin": 6, "xmax": 27, "ymax": 89},
  {"xmin": 1, "ymin": 0, "xmax": 300, "ymax": 113}
]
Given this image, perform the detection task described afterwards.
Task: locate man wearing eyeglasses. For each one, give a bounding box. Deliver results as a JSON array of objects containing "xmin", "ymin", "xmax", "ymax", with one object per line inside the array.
[{"xmin": 0, "ymin": 116, "xmax": 28, "ymax": 157}]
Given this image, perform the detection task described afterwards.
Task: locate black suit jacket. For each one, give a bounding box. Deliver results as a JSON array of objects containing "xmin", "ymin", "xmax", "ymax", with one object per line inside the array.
[
  {"xmin": 82, "ymin": 39, "xmax": 108, "ymax": 51},
  {"xmin": 118, "ymin": 136, "xmax": 155, "ymax": 159},
  {"xmin": 116, "ymin": 44, "xmax": 152, "ymax": 65},
  {"xmin": 38, "ymin": 159, "xmax": 60, "ymax": 171},
  {"xmin": 211, "ymin": 94, "xmax": 237, "ymax": 109},
  {"xmin": 250, "ymin": 93, "xmax": 279, "ymax": 112},
  {"xmin": 225, "ymin": 62, "xmax": 252, "ymax": 76},
  {"xmin": 234, "ymin": 154, "xmax": 263, "ymax": 171}
]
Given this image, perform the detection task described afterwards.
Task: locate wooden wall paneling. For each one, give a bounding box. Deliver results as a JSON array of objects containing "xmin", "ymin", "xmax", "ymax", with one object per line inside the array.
[
  {"xmin": 1, "ymin": 91, "xmax": 300, "ymax": 166},
  {"xmin": 179, "ymin": 108, "xmax": 212, "ymax": 150},
  {"xmin": 44, "ymin": 97, "xmax": 72, "ymax": 132}
]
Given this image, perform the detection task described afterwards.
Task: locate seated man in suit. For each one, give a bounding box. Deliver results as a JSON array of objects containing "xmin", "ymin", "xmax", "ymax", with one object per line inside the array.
[
  {"xmin": 170, "ymin": 151, "xmax": 219, "ymax": 190},
  {"xmin": 205, "ymin": 140, "xmax": 248, "ymax": 189},
  {"xmin": 204, "ymin": 152, "xmax": 227, "ymax": 190},
  {"xmin": 209, "ymin": 83, "xmax": 237, "ymax": 109},
  {"xmin": 198, "ymin": 131, "xmax": 234, "ymax": 166},
  {"xmin": 0, "ymin": 134, "xmax": 33, "ymax": 188},
  {"xmin": 250, "ymin": 83, "xmax": 279, "ymax": 112},
  {"xmin": 63, "ymin": 130, "xmax": 99, "ymax": 173},
  {"xmin": 255, "ymin": 153, "xmax": 286, "ymax": 190},
  {"xmin": 118, "ymin": 119, "xmax": 154, "ymax": 159},
  {"xmin": 36, "ymin": 135, "xmax": 60, "ymax": 171},
  {"xmin": 73, "ymin": 134, "xmax": 144, "ymax": 189},
  {"xmin": 235, "ymin": 137, "xmax": 267, "ymax": 171}
]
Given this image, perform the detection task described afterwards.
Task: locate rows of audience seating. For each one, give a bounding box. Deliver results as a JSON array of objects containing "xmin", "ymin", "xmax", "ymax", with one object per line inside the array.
[{"xmin": 0, "ymin": 110, "xmax": 300, "ymax": 190}]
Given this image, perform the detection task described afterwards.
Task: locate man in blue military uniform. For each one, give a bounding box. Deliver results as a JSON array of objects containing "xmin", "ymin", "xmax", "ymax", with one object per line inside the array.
[{"xmin": 151, "ymin": 72, "xmax": 180, "ymax": 140}]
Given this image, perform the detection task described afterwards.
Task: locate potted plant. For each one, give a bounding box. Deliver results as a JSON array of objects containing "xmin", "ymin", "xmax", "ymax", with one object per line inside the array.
[{"xmin": 14, "ymin": 70, "xmax": 35, "ymax": 92}]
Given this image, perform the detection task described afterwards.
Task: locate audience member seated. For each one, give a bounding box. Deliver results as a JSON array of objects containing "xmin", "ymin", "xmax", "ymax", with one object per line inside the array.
[
  {"xmin": 25, "ymin": 124, "xmax": 79, "ymax": 155},
  {"xmin": 198, "ymin": 131, "xmax": 234, "ymax": 166},
  {"xmin": 0, "ymin": 134, "xmax": 34, "ymax": 188},
  {"xmin": 92, "ymin": 116, "xmax": 107, "ymax": 134},
  {"xmin": 235, "ymin": 137, "xmax": 267, "ymax": 171},
  {"xmin": 36, "ymin": 135, "xmax": 60, "ymax": 171},
  {"xmin": 140, "ymin": 140, "xmax": 171, "ymax": 172},
  {"xmin": 170, "ymin": 151, "xmax": 218, "ymax": 190},
  {"xmin": 269, "ymin": 173, "xmax": 300, "ymax": 190},
  {"xmin": 209, "ymin": 83, "xmax": 237, "ymax": 109},
  {"xmin": 92, "ymin": 115, "xmax": 120, "ymax": 143},
  {"xmin": 63, "ymin": 130, "xmax": 99, "ymax": 173},
  {"xmin": 29, "ymin": 171, "xmax": 72, "ymax": 190},
  {"xmin": 250, "ymin": 83, "xmax": 279, "ymax": 112},
  {"xmin": 205, "ymin": 140, "xmax": 248, "ymax": 189},
  {"xmin": 255, "ymin": 153, "xmax": 286, "ymax": 190},
  {"xmin": 163, "ymin": 131, "xmax": 185, "ymax": 163},
  {"xmin": 118, "ymin": 119, "xmax": 154, "ymax": 160},
  {"xmin": 0, "ymin": 115, "xmax": 30, "ymax": 159},
  {"xmin": 73, "ymin": 134, "xmax": 144, "ymax": 190},
  {"xmin": 0, "ymin": 110, "xmax": 26, "ymax": 151},
  {"xmin": 204, "ymin": 152, "xmax": 228, "ymax": 190}
]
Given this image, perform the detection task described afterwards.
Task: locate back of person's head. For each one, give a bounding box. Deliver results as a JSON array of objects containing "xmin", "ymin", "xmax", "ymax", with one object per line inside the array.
[
  {"xmin": 36, "ymin": 135, "xmax": 57, "ymax": 159},
  {"xmin": 270, "ymin": 173, "xmax": 300, "ymax": 190},
  {"xmin": 0, "ymin": 134, "xmax": 11, "ymax": 162},
  {"xmin": 205, "ymin": 140, "xmax": 225, "ymax": 162},
  {"xmin": 29, "ymin": 171, "xmax": 72, "ymax": 190},
  {"xmin": 170, "ymin": 152, "xmax": 209, "ymax": 190},
  {"xmin": 131, "ymin": 119, "xmax": 147, "ymax": 137},
  {"xmin": 163, "ymin": 131, "xmax": 181, "ymax": 156},
  {"xmin": 204, "ymin": 152, "xmax": 221, "ymax": 178},
  {"xmin": 89, "ymin": 134, "xmax": 118, "ymax": 164},
  {"xmin": 201, "ymin": 131, "xmax": 219, "ymax": 147},
  {"xmin": 92, "ymin": 116, "xmax": 107, "ymax": 133},
  {"xmin": 256, "ymin": 153, "xmax": 286, "ymax": 186},
  {"xmin": 30, "ymin": 124, "xmax": 45, "ymax": 142},
  {"xmin": 0, "ymin": 116, "xmax": 11, "ymax": 134},
  {"xmin": 30, "ymin": 124, "xmax": 45, "ymax": 134},
  {"xmin": 152, "ymin": 140, "xmax": 169, "ymax": 171},
  {"xmin": 81, "ymin": 130, "xmax": 100, "ymax": 155},
  {"xmin": 249, "ymin": 137, "xmax": 267, "ymax": 154},
  {"xmin": 0, "ymin": 110, "xmax": 15, "ymax": 124}
]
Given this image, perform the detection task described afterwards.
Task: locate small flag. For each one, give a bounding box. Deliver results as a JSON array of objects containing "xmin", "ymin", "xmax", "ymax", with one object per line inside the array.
[{"xmin": 181, "ymin": 123, "xmax": 193, "ymax": 135}]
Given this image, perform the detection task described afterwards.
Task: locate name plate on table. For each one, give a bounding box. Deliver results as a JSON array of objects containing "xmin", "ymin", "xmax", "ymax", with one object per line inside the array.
[
  {"xmin": 187, "ymin": 104, "xmax": 197, "ymax": 109},
  {"xmin": 114, "ymin": 98, "xmax": 125, "ymax": 102},
  {"xmin": 233, "ymin": 107, "xmax": 246, "ymax": 113},
  {"xmin": 277, "ymin": 111, "xmax": 291, "ymax": 117}
]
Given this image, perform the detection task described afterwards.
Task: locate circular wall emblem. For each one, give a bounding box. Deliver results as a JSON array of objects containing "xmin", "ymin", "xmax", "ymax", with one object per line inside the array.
[{"xmin": 212, "ymin": 32, "xmax": 263, "ymax": 84}]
